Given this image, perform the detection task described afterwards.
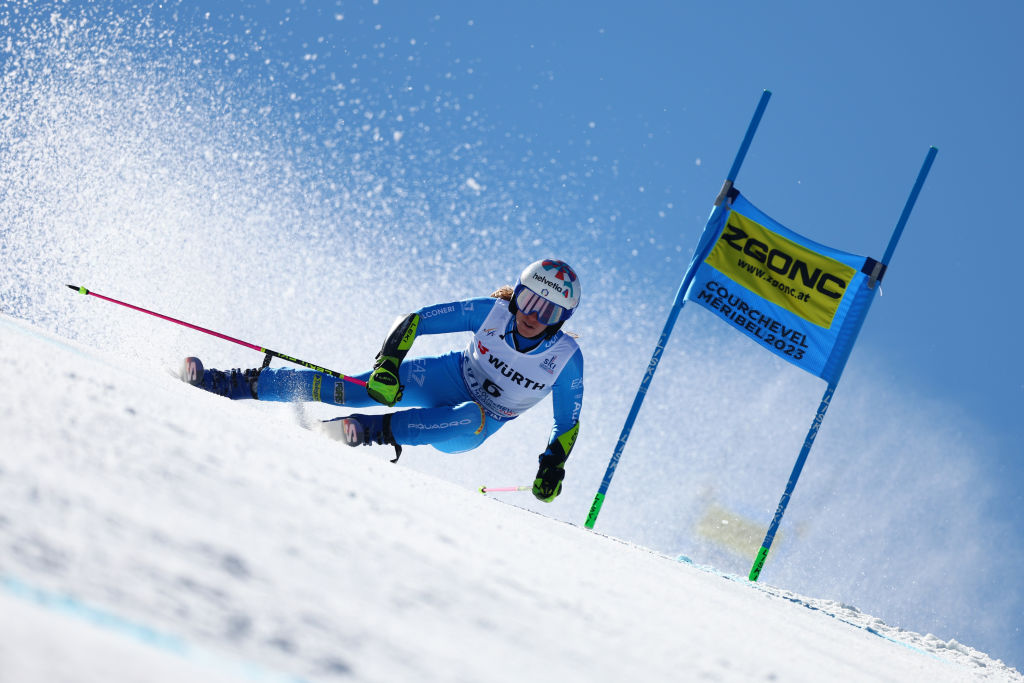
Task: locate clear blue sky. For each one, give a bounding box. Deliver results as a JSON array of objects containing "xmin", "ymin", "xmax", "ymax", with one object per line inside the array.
[
  {"xmin": 226, "ymin": 0, "xmax": 1023, "ymax": 452},
  {"xmin": 416, "ymin": 1, "xmax": 1021, "ymax": 473},
  {"xmin": 249, "ymin": 0, "xmax": 1023, "ymax": 518},
  {"xmin": 5, "ymin": 0, "xmax": 1022, "ymax": 671}
]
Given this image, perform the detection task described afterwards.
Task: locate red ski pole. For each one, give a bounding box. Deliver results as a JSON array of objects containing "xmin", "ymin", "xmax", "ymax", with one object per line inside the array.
[
  {"xmin": 66, "ymin": 285, "xmax": 368, "ymax": 387},
  {"xmin": 478, "ymin": 485, "xmax": 531, "ymax": 494}
]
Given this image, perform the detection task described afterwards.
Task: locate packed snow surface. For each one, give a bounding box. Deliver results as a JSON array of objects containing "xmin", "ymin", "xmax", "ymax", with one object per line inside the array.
[{"xmin": 1, "ymin": 314, "xmax": 1019, "ymax": 682}]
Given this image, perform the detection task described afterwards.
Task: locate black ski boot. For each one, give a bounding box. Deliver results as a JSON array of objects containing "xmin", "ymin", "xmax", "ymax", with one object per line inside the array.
[
  {"xmin": 320, "ymin": 413, "xmax": 403, "ymax": 462},
  {"xmin": 181, "ymin": 357, "xmax": 260, "ymax": 400}
]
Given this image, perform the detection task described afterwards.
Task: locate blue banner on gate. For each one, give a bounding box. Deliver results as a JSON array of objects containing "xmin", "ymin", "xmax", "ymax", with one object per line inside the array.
[{"xmin": 684, "ymin": 192, "xmax": 880, "ymax": 384}]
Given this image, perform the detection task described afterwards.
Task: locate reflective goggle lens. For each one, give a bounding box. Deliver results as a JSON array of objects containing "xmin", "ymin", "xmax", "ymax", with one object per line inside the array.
[{"xmin": 515, "ymin": 286, "xmax": 569, "ymax": 325}]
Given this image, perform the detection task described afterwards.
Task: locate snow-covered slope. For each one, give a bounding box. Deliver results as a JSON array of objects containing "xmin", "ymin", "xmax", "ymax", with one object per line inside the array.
[{"xmin": 1, "ymin": 313, "xmax": 1018, "ymax": 682}]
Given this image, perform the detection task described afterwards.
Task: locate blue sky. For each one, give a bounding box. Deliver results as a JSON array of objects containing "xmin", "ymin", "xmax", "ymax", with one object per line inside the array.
[
  {"xmin": 253, "ymin": 0, "xmax": 1023, "ymax": 439},
  {"xmin": 275, "ymin": 0, "xmax": 1023, "ymax": 509},
  {"xmin": 3, "ymin": 0, "xmax": 1022, "ymax": 671}
]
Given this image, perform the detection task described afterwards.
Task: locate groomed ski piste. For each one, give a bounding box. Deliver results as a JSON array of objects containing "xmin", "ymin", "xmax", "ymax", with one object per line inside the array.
[{"xmin": 1, "ymin": 313, "xmax": 1020, "ymax": 682}]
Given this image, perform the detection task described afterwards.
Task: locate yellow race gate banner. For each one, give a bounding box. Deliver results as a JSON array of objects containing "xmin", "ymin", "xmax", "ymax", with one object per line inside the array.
[{"xmin": 684, "ymin": 191, "xmax": 883, "ymax": 385}]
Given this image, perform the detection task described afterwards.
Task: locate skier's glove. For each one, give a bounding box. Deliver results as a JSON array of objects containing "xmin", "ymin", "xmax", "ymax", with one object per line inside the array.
[
  {"xmin": 532, "ymin": 454, "xmax": 566, "ymax": 503},
  {"xmin": 367, "ymin": 356, "xmax": 403, "ymax": 407}
]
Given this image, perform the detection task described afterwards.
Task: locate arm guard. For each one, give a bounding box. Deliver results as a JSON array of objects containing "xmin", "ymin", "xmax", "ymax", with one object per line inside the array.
[
  {"xmin": 366, "ymin": 313, "xmax": 420, "ymax": 407},
  {"xmin": 533, "ymin": 422, "xmax": 578, "ymax": 502},
  {"xmin": 540, "ymin": 421, "xmax": 579, "ymax": 468},
  {"xmin": 376, "ymin": 312, "xmax": 420, "ymax": 369}
]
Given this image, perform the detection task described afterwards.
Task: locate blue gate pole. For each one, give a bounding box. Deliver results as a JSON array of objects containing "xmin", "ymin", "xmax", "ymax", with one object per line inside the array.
[
  {"xmin": 883, "ymin": 146, "xmax": 938, "ymax": 267},
  {"xmin": 748, "ymin": 146, "xmax": 938, "ymax": 581},
  {"xmin": 585, "ymin": 90, "xmax": 772, "ymax": 530},
  {"xmin": 749, "ymin": 383, "xmax": 836, "ymax": 581}
]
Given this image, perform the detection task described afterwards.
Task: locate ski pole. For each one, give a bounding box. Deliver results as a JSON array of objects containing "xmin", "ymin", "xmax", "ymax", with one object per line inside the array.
[
  {"xmin": 478, "ymin": 485, "xmax": 531, "ymax": 494},
  {"xmin": 66, "ymin": 285, "xmax": 368, "ymax": 387}
]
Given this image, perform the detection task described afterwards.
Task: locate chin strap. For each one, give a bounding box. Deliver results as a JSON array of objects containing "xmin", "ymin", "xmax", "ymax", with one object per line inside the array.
[
  {"xmin": 505, "ymin": 316, "xmax": 562, "ymax": 353},
  {"xmin": 543, "ymin": 320, "xmax": 564, "ymax": 339}
]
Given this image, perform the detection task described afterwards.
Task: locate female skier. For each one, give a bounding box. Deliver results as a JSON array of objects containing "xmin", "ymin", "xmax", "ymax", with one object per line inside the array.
[{"xmin": 182, "ymin": 259, "xmax": 584, "ymax": 503}]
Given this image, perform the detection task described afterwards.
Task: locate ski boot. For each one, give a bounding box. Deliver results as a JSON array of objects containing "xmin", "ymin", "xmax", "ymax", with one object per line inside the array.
[
  {"xmin": 320, "ymin": 413, "xmax": 403, "ymax": 462},
  {"xmin": 180, "ymin": 357, "xmax": 260, "ymax": 400}
]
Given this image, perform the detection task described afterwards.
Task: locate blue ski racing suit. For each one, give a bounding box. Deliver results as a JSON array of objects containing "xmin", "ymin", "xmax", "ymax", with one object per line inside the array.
[{"xmin": 243, "ymin": 296, "xmax": 583, "ymax": 461}]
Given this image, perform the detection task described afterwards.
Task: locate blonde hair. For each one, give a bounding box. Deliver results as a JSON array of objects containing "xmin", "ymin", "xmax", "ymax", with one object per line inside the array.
[{"xmin": 490, "ymin": 285, "xmax": 514, "ymax": 301}]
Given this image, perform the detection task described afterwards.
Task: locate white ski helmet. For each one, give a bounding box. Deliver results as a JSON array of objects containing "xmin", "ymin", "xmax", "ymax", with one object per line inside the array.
[{"xmin": 510, "ymin": 259, "xmax": 581, "ymax": 326}]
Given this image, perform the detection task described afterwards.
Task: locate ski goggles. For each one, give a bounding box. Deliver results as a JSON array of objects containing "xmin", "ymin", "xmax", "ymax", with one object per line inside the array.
[{"xmin": 513, "ymin": 285, "xmax": 572, "ymax": 325}]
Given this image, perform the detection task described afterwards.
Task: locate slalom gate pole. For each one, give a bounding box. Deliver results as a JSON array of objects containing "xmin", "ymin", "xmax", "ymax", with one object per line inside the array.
[
  {"xmin": 584, "ymin": 90, "xmax": 772, "ymax": 530},
  {"xmin": 478, "ymin": 486, "xmax": 531, "ymax": 494},
  {"xmin": 882, "ymin": 146, "xmax": 938, "ymax": 267},
  {"xmin": 66, "ymin": 285, "xmax": 368, "ymax": 387},
  {"xmin": 748, "ymin": 146, "xmax": 938, "ymax": 582},
  {"xmin": 749, "ymin": 383, "xmax": 835, "ymax": 581}
]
